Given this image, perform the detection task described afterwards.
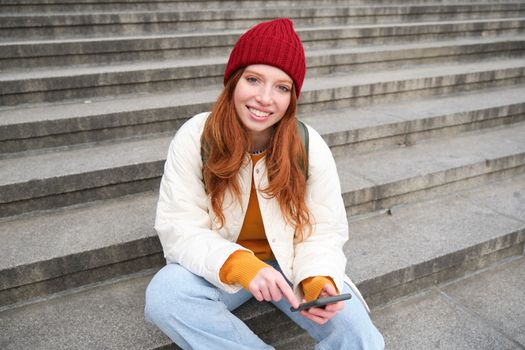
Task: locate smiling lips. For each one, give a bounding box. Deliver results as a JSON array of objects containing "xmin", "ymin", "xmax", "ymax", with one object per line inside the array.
[{"xmin": 248, "ymin": 106, "xmax": 272, "ymax": 119}]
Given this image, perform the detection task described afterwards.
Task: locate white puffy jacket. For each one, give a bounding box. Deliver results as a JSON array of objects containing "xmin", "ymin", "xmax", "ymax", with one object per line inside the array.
[{"xmin": 155, "ymin": 112, "xmax": 369, "ymax": 311}]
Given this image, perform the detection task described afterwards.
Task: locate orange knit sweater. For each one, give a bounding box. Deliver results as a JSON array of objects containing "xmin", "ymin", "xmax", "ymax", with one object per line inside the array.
[{"xmin": 219, "ymin": 152, "xmax": 336, "ymax": 301}]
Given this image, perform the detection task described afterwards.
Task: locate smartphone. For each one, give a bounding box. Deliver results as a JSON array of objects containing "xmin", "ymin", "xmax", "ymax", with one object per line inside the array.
[{"xmin": 290, "ymin": 293, "xmax": 352, "ymax": 312}]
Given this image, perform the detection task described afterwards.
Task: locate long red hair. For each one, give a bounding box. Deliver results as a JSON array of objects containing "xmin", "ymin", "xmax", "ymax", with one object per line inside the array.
[{"xmin": 201, "ymin": 68, "xmax": 312, "ymax": 242}]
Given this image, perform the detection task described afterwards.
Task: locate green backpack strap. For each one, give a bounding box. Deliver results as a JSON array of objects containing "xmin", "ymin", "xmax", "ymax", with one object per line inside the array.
[
  {"xmin": 296, "ymin": 119, "xmax": 309, "ymax": 181},
  {"xmin": 201, "ymin": 141, "xmax": 209, "ymax": 168}
]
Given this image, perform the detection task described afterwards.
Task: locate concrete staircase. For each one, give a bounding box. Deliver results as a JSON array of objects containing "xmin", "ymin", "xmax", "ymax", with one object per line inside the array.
[{"xmin": 1, "ymin": 1, "xmax": 524, "ymax": 349}]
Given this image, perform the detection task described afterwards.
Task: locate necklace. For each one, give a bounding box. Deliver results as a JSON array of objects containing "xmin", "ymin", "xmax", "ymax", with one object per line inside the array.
[{"xmin": 250, "ymin": 147, "xmax": 269, "ymax": 155}]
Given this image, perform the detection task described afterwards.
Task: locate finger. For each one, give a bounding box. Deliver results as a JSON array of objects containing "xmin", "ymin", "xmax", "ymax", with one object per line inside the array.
[
  {"xmin": 300, "ymin": 309, "xmax": 324, "ymax": 323},
  {"xmin": 300, "ymin": 310, "xmax": 328, "ymax": 325},
  {"xmin": 268, "ymin": 282, "xmax": 282, "ymax": 302},
  {"xmin": 251, "ymin": 288, "xmax": 264, "ymax": 302},
  {"xmin": 308, "ymin": 306, "xmax": 336, "ymax": 319},
  {"xmin": 276, "ymin": 276, "xmax": 298, "ymax": 308},
  {"xmin": 322, "ymin": 283, "xmax": 338, "ymax": 296},
  {"xmin": 308, "ymin": 309, "xmax": 337, "ymax": 323},
  {"xmin": 261, "ymin": 286, "xmax": 272, "ymax": 302},
  {"xmin": 324, "ymin": 301, "xmax": 344, "ymax": 312}
]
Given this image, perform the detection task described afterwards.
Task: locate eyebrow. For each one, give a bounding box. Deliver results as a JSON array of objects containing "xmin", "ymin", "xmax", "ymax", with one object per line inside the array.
[{"xmin": 244, "ymin": 70, "xmax": 293, "ymax": 85}]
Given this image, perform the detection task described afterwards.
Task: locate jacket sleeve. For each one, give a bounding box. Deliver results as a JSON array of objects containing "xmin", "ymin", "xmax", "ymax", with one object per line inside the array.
[
  {"xmin": 292, "ymin": 125, "xmax": 349, "ymax": 295},
  {"xmin": 154, "ymin": 113, "xmax": 250, "ymax": 292}
]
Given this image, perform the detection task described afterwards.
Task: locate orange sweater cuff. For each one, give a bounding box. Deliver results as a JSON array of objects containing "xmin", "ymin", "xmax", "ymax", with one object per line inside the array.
[
  {"xmin": 219, "ymin": 250, "xmax": 270, "ymax": 290},
  {"xmin": 301, "ymin": 276, "xmax": 338, "ymax": 302}
]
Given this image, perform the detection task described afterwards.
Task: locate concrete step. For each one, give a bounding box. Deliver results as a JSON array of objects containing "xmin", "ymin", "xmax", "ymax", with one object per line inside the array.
[
  {"xmin": 2, "ymin": 18, "xmax": 524, "ymax": 66},
  {"xmin": 302, "ymin": 84, "xmax": 525, "ymax": 156},
  {"xmin": 0, "ymin": 87, "xmax": 214, "ymax": 154},
  {"xmin": 1, "ymin": 122, "xmax": 524, "ymax": 306},
  {"xmin": 1, "ymin": 49, "xmax": 524, "ymax": 105},
  {"xmin": 1, "ymin": 58, "xmax": 523, "ymax": 153},
  {"xmin": 0, "ymin": 191, "xmax": 161, "ymax": 308},
  {"xmin": 1, "ymin": 172, "xmax": 523, "ymax": 349},
  {"xmin": 1, "ymin": 79, "xmax": 524, "ymax": 155},
  {"xmin": 3, "ymin": 32, "xmax": 525, "ymax": 71},
  {"xmin": 345, "ymin": 172, "xmax": 525, "ymax": 307},
  {"xmin": 0, "ymin": 94, "xmax": 524, "ymax": 217},
  {"xmin": 2, "ymin": 34, "xmax": 525, "ymax": 90},
  {"xmin": 337, "ymin": 122, "xmax": 525, "ymax": 215},
  {"xmin": 372, "ymin": 256, "xmax": 525, "ymax": 349},
  {"xmin": 3, "ymin": 0, "xmax": 525, "ymax": 13},
  {"xmin": 0, "ymin": 95, "xmax": 524, "ymax": 218},
  {"xmin": 301, "ymin": 58, "xmax": 525, "ymax": 112},
  {"xmin": 3, "ymin": 3, "xmax": 524, "ymax": 40},
  {"xmin": 0, "ymin": 135, "xmax": 171, "ymax": 218}
]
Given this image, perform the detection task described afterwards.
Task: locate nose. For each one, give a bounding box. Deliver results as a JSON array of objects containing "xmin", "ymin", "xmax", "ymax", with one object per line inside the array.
[{"xmin": 255, "ymin": 86, "xmax": 273, "ymax": 106}]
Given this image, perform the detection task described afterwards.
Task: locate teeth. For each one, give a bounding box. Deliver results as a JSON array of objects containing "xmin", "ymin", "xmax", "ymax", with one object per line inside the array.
[{"xmin": 249, "ymin": 107, "xmax": 271, "ymax": 118}]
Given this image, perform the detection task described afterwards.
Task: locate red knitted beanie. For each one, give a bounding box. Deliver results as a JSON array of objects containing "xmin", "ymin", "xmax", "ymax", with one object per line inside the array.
[{"xmin": 224, "ymin": 18, "xmax": 306, "ymax": 97}]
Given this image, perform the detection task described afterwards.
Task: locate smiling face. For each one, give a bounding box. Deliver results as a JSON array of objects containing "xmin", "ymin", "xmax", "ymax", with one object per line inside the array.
[{"xmin": 233, "ymin": 64, "xmax": 293, "ymax": 150}]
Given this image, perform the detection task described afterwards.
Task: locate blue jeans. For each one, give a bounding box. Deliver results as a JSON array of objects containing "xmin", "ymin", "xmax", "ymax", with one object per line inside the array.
[{"xmin": 145, "ymin": 261, "xmax": 384, "ymax": 350}]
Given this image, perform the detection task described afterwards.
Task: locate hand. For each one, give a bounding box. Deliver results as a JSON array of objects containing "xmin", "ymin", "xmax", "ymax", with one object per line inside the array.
[
  {"xmin": 300, "ymin": 283, "xmax": 345, "ymax": 325},
  {"xmin": 249, "ymin": 267, "xmax": 299, "ymax": 309}
]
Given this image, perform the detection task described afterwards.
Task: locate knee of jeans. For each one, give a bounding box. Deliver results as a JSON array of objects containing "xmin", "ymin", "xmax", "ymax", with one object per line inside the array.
[
  {"xmin": 144, "ymin": 264, "xmax": 214, "ymax": 323},
  {"xmin": 145, "ymin": 264, "xmax": 195, "ymax": 323},
  {"xmin": 144, "ymin": 271, "xmax": 167, "ymax": 324},
  {"xmin": 144, "ymin": 287, "xmax": 160, "ymax": 324}
]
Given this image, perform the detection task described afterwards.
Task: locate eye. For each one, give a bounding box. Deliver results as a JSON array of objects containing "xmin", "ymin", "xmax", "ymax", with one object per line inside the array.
[
  {"xmin": 246, "ymin": 76, "xmax": 259, "ymax": 84},
  {"xmin": 278, "ymin": 85, "xmax": 291, "ymax": 93}
]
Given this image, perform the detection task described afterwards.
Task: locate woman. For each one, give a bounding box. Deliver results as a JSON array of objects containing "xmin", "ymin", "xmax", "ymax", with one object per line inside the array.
[{"xmin": 145, "ymin": 18, "xmax": 384, "ymax": 350}]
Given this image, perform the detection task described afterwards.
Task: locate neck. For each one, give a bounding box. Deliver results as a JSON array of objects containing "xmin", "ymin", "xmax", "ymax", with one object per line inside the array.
[{"xmin": 250, "ymin": 128, "xmax": 273, "ymax": 152}]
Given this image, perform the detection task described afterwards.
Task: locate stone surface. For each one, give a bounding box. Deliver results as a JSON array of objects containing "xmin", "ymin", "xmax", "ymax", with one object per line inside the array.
[
  {"xmin": 303, "ymin": 58, "xmax": 525, "ymax": 91},
  {"xmin": 275, "ymin": 333, "xmax": 315, "ymax": 350},
  {"xmin": 5, "ymin": 4, "xmax": 524, "ymax": 29},
  {"xmin": 441, "ymin": 257, "xmax": 525, "ymax": 345},
  {"xmin": 0, "ymin": 87, "xmax": 217, "ymax": 131},
  {"xmin": 0, "ymin": 192, "xmax": 157, "ymax": 279},
  {"xmin": 460, "ymin": 173, "xmax": 525, "ymax": 223},
  {"xmin": 2, "ymin": 0, "xmax": 524, "ymax": 13},
  {"xmin": 1, "ymin": 81, "xmax": 523, "ymax": 157},
  {"xmin": 0, "ymin": 135, "xmax": 171, "ymax": 200},
  {"xmin": 372, "ymin": 286, "xmax": 521, "ymax": 350},
  {"xmin": 3, "ymin": 15, "xmax": 524, "ymax": 42},
  {"xmin": 3, "ymin": 54, "xmax": 525, "ymax": 106},
  {"xmin": 3, "ymin": 78, "xmax": 523, "ymax": 145},
  {"xmin": 344, "ymin": 173, "xmax": 525, "ymax": 288},
  {"xmin": 372, "ymin": 256, "xmax": 525, "ymax": 349},
  {"xmin": 2, "ymin": 33, "xmax": 523, "ymax": 72},
  {"xmin": 0, "ymin": 271, "xmax": 170, "ymax": 350},
  {"xmin": 307, "ymin": 84, "xmax": 525, "ymax": 151},
  {"xmin": 3, "ymin": 34, "xmax": 524, "ymax": 70},
  {"xmin": 338, "ymin": 121, "xmax": 525, "ymax": 198}
]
